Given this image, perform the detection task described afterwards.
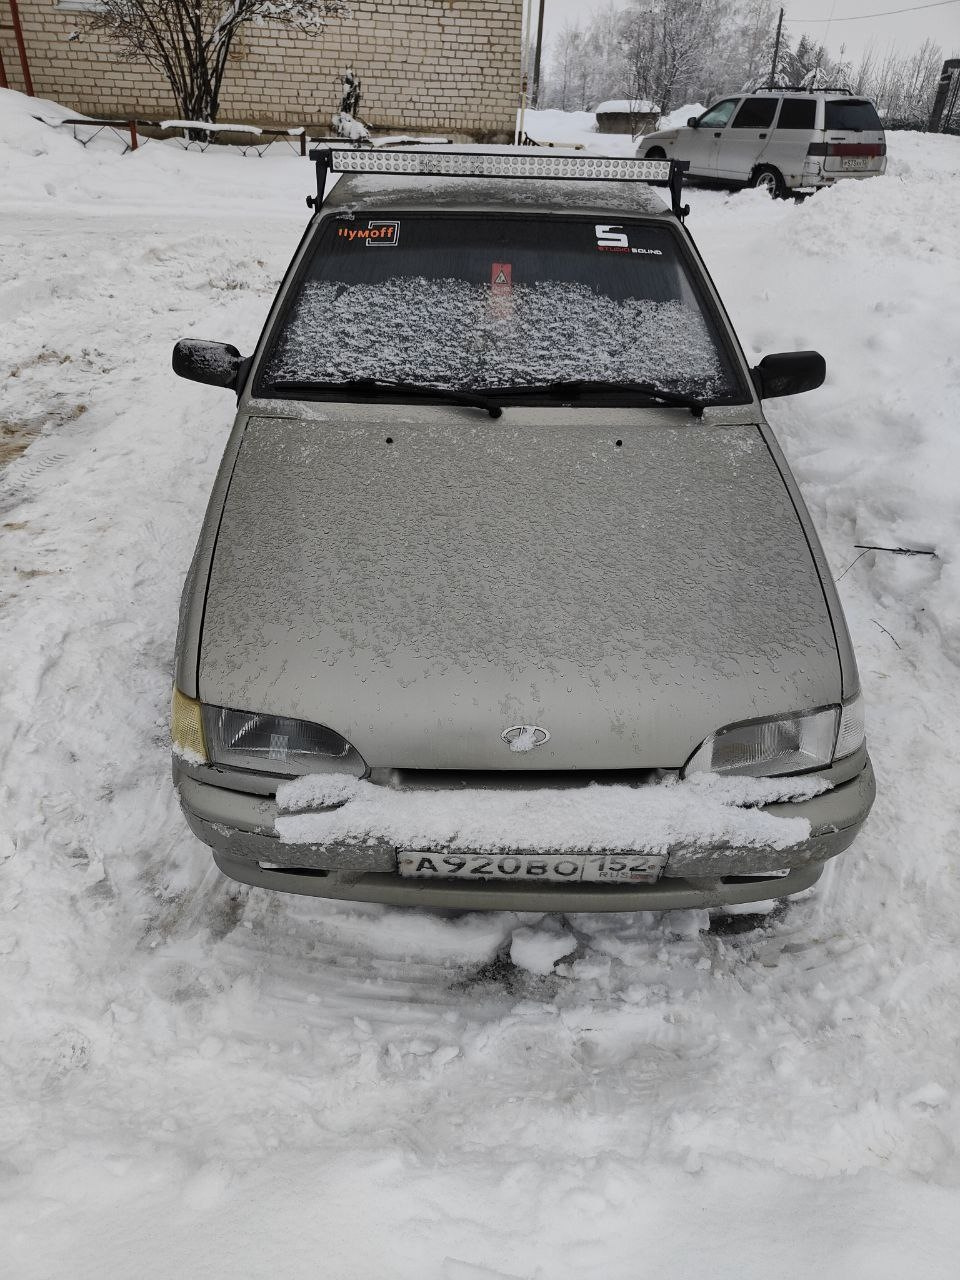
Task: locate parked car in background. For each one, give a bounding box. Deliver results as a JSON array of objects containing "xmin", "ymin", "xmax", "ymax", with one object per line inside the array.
[{"xmin": 638, "ymin": 89, "xmax": 887, "ymax": 196}]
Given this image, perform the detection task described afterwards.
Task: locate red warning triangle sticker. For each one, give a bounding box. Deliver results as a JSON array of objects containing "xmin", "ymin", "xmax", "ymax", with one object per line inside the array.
[{"xmin": 491, "ymin": 262, "xmax": 512, "ymax": 295}]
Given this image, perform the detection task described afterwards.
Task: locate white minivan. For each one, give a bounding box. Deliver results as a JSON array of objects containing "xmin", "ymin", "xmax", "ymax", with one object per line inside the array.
[{"xmin": 638, "ymin": 89, "xmax": 887, "ymax": 196}]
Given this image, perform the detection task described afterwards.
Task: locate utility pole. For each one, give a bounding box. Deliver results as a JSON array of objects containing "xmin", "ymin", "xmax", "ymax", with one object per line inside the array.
[
  {"xmin": 516, "ymin": 0, "xmax": 536, "ymax": 143},
  {"xmin": 532, "ymin": 0, "xmax": 546, "ymax": 107},
  {"xmin": 769, "ymin": 7, "xmax": 784, "ymax": 90}
]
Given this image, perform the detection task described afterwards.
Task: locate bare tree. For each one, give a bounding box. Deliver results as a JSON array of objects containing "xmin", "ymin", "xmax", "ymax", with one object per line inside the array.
[
  {"xmin": 850, "ymin": 47, "xmax": 876, "ymax": 96},
  {"xmin": 543, "ymin": 0, "xmax": 947, "ymax": 131},
  {"xmin": 621, "ymin": 0, "xmax": 728, "ymax": 114},
  {"xmin": 869, "ymin": 38, "xmax": 944, "ymax": 127},
  {"xmin": 549, "ymin": 21, "xmax": 584, "ymax": 111},
  {"xmin": 87, "ymin": 0, "xmax": 349, "ymax": 125},
  {"xmin": 656, "ymin": 0, "xmax": 710, "ymax": 112}
]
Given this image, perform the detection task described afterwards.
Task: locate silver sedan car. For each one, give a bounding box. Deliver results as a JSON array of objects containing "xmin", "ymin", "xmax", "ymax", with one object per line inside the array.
[{"xmin": 170, "ymin": 148, "xmax": 874, "ymax": 911}]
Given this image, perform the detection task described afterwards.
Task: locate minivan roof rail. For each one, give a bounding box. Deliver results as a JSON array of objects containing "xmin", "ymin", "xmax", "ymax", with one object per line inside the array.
[
  {"xmin": 306, "ymin": 147, "xmax": 692, "ymax": 222},
  {"xmin": 758, "ymin": 85, "xmax": 854, "ymax": 95}
]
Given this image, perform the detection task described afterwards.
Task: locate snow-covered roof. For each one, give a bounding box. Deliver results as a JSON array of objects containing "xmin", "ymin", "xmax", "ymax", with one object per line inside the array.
[{"xmin": 595, "ymin": 99, "xmax": 659, "ymax": 115}]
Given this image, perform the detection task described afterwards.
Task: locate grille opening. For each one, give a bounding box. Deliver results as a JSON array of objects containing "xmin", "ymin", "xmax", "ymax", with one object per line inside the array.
[{"xmin": 379, "ymin": 768, "xmax": 662, "ymax": 792}]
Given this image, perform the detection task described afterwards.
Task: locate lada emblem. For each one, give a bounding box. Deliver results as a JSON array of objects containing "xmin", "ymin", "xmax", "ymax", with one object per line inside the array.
[{"xmin": 501, "ymin": 725, "xmax": 551, "ymax": 753}]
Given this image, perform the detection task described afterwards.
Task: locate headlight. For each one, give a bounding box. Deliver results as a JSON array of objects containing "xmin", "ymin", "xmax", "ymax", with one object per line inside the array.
[
  {"xmin": 200, "ymin": 705, "xmax": 366, "ymax": 777},
  {"xmin": 684, "ymin": 697, "xmax": 864, "ymax": 779}
]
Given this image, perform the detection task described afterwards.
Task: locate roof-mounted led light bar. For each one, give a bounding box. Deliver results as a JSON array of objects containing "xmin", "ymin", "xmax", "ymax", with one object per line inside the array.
[
  {"xmin": 328, "ymin": 149, "xmax": 669, "ymax": 181},
  {"xmin": 307, "ymin": 147, "xmax": 691, "ymax": 221}
]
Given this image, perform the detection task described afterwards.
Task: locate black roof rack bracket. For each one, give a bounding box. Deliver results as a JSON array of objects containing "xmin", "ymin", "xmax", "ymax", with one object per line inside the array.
[
  {"xmin": 669, "ymin": 159, "xmax": 690, "ymax": 222},
  {"xmin": 306, "ymin": 147, "xmax": 331, "ymax": 212}
]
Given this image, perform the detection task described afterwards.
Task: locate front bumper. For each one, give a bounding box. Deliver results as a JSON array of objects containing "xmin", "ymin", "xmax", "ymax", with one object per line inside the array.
[{"xmin": 173, "ymin": 750, "xmax": 875, "ymax": 911}]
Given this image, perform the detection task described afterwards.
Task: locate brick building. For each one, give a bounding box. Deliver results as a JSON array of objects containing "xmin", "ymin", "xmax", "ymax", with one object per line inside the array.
[{"xmin": 1, "ymin": 1, "xmax": 522, "ymax": 140}]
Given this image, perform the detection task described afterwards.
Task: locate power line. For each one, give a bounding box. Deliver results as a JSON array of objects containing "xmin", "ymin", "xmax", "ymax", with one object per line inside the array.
[{"xmin": 786, "ymin": 0, "xmax": 959, "ymax": 20}]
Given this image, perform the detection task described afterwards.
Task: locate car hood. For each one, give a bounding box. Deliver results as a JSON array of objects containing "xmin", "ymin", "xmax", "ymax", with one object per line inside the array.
[
  {"xmin": 643, "ymin": 129, "xmax": 680, "ymax": 144},
  {"xmin": 198, "ymin": 409, "xmax": 840, "ymax": 770}
]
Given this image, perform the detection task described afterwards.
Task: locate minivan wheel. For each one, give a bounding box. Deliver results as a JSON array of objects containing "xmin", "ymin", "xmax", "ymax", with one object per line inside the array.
[{"xmin": 750, "ymin": 165, "xmax": 784, "ymax": 198}]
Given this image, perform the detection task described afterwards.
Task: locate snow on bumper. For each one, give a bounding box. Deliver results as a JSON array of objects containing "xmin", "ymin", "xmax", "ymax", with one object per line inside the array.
[
  {"xmin": 273, "ymin": 771, "xmax": 830, "ymax": 854},
  {"xmin": 175, "ymin": 753, "xmax": 875, "ymax": 884}
]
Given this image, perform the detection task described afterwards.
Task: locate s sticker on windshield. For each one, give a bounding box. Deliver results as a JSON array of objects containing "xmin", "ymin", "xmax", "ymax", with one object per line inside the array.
[
  {"xmin": 336, "ymin": 220, "xmax": 400, "ymax": 246},
  {"xmin": 595, "ymin": 224, "xmax": 663, "ymax": 256},
  {"xmin": 596, "ymin": 224, "xmax": 628, "ymax": 251}
]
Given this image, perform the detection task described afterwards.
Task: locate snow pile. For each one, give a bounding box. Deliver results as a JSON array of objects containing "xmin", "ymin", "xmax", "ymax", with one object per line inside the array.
[
  {"xmin": 331, "ymin": 110, "xmax": 370, "ymax": 142},
  {"xmin": 275, "ymin": 772, "xmax": 826, "ymax": 852},
  {"xmin": 659, "ymin": 102, "xmax": 707, "ymax": 129},
  {"xmin": 3, "ymin": 87, "xmax": 960, "ymax": 1278},
  {"xmin": 522, "ymin": 107, "xmax": 631, "ymax": 152},
  {"xmin": 510, "ymin": 924, "xmax": 578, "ymax": 974},
  {"xmin": 523, "ymin": 102, "xmax": 706, "ymax": 150}
]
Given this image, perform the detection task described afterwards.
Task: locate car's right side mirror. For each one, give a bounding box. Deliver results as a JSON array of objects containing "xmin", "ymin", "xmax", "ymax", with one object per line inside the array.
[
  {"xmin": 172, "ymin": 338, "xmax": 245, "ymax": 390},
  {"xmin": 751, "ymin": 351, "xmax": 826, "ymax": 399},
  {"xmin": 687, "ymin": 116, "xmax": 700, "ymax": 128}
]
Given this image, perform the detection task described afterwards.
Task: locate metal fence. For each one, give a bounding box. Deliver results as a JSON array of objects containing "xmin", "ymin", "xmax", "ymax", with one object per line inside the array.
[{"xmin": 51, "ymin": 117, "xmax": 312, "ymax": 157}]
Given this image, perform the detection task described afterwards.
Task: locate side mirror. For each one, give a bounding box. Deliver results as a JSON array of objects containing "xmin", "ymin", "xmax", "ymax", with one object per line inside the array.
[
  {"xmin": 687, "ymin": 116, "xmax": 700, "ymax": 128},
  {"xmin": 172, "ymin": 338, "xmax": 244, "ymax": 390},
  {"xmin": 751, "ymin": 351, "xmax": 826, "ymax": 399}
]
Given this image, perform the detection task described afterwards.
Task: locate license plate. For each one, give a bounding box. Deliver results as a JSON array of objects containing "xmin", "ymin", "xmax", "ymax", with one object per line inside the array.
[
  {"xmin": 842, "ymin": 157, "xmax": 870, "ymax": 170},
  {"xmin": 397, "ymin": 851, "xmax": 667, "ymax": 884}
]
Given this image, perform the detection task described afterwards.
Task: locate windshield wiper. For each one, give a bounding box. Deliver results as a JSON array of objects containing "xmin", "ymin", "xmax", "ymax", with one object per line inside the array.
[
  {"xmin": 271, "ymin": 378, "xmax": 503, "ymax": 418},
  {"xmin": 497, "ymin": 379, "xmax": 706, "ymax": 417}
]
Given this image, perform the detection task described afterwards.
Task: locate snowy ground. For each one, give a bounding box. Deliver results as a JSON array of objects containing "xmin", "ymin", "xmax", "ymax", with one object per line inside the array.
[
  {"xmin": 523, "ymin": 103, "xmax": 706, "ymax": 149},
  {"xmin": 2, "ymin": 92, "xmax": 960, "ymax": 1278}
]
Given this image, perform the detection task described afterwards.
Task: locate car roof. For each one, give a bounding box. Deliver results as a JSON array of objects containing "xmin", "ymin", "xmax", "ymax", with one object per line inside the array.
[{"xmin": 322, "ymin": 171, "xmax": 673, "ymax": 220}]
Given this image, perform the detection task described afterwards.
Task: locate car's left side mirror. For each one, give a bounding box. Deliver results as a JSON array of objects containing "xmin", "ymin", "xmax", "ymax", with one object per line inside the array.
[
  {"xmin": 751, "ymin": 350, "xmax": 826, "ymax": 399},
  {"xmin": 172, "ymin": 338, "xmax": 245, "ymax": 390},
  {"xmin": 687, "ymin": 116, "xmax": 700, "ymax": 128}
]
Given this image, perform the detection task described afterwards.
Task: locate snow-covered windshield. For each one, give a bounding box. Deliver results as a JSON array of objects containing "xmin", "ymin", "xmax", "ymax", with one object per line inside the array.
[{"xmin": 262, "ymin": 214, "xmax": 745, "ymax": 403}]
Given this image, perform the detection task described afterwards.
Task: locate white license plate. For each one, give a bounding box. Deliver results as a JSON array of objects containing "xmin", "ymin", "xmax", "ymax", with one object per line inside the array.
[
  {"xmin": 398, "ymin": 851, "xmax": 667, "ymax": 884},
  {"xmin": 842, "ymin": 157, "xmax": 870, "ymax": 170}
]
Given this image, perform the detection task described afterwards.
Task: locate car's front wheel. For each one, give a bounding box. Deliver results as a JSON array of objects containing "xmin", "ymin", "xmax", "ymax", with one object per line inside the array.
[
  {"xmin": 644, "ymin": 146, "xmax": 667, "ymax": 159},
  {"xmin": 750, "ymin": 165, "xmax": 785, "ymax": 198}
]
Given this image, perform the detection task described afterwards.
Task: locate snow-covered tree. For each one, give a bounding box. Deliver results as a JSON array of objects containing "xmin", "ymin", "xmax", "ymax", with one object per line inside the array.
[
  {"xmin": 87, "ymin": 0, "xmax": 349, "ymax": 126},
  {"xmin": 734, "ymin": 0, "xmax": 778, "ymax": 90},
  {"xmin": 779, "ymin": 33, "xmax": 830, "ymax": 87}
]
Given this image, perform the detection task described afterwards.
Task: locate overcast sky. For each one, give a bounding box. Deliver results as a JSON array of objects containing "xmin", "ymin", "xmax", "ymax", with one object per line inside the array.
[{"xmin": 535, "ymin": 0, "xmax": 960, "ymax": 66}]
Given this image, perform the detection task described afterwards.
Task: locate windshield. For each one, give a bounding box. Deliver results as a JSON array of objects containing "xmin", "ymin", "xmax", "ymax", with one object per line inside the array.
[{"xmin": 260, "ymin": 214, "xmax": 745, "ymax": 405}]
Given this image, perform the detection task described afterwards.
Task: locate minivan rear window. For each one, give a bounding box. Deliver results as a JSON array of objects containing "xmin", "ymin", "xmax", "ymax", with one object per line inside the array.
[
  {"xmin": 824, "ymin": 99, "xmax": 883, "ymax": 132},
  {"xmin": 776, "ymin": 98, "xmax": 816, "ymax": 130}
]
